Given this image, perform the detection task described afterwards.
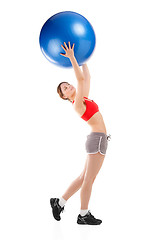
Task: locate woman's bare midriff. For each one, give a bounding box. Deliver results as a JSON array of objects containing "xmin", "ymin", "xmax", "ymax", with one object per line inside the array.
[
  {"xmin": 73, "ymin": 101, "xmax": 107, "ymax": 134},
  {"xmin": 87, "ymin": 112, "xmax": 107, "ymax": 134}
]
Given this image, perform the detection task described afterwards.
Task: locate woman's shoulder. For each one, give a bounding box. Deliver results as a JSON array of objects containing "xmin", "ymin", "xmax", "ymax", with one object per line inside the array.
[
  {"xmin": 72, "ymin": 97, "xmax": 86, "ymax": 115},
  {"xmin": 72, "ymin": 96, "xmax": 88, "ymax": 104}
]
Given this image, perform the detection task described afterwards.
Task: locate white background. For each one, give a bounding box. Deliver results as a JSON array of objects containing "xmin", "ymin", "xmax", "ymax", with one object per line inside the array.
[{"xmin": 0, "ymin": 0, "xmax": 160, "ymax": 239}]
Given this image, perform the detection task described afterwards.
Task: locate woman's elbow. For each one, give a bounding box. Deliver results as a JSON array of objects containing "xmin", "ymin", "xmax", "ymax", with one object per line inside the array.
[{"xmin": 77, "ymin": 76, "xmax": 85, "ymax": 81}]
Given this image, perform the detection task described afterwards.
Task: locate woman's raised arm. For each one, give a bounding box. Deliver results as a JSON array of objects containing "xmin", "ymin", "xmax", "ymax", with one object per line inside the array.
[
  {"xmin": 60, "ymin": 42, "xmax": 84, "ymax": 82},
  {"xmin": 82, "ymin": 63, "xmax": 91, "ymax": 80}
]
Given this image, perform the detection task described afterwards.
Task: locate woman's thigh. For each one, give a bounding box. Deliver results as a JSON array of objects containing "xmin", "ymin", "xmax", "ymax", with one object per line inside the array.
[{"xmin": 84, "ymin": 152, "xmax": 105, "ymax": 182}]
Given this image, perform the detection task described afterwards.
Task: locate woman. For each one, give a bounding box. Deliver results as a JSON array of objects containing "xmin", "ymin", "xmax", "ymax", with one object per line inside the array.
[{"xmin": 50, "ymin": 42, "xmax": 110, "ymax": 225}]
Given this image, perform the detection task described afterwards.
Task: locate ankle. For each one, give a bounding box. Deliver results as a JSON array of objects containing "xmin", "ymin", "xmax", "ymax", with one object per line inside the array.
[
  {"xmin": 80, "ymin": 209, "xmax": 88, "ymax": 216},
  {"xmin": 59, "ymin": 197, "xmax": 67, "ymax": 208}
]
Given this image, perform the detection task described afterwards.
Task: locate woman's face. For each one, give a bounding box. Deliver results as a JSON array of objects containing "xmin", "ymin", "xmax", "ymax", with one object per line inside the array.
[{"xmin": 60, "ymin": 83, "xmax": 76, "ymax": 100}]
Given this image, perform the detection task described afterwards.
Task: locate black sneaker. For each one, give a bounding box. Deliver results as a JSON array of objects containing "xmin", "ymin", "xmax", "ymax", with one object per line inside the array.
[
  {"xmin": 50, "ymin": 198, "xmax": 64, "ymax": 221},
  {"xmin": 77, "ymin": 211, "xmax": 102, "ymax": 225}
]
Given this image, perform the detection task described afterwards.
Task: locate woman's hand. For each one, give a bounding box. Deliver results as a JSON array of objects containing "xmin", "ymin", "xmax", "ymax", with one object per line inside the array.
[
  {"xmin": 60, "ymin": 42, "xmax": 84, "ymax": 81},
  {"xmin": 60, "ymin": 42, "xmax": 75, "ymax": 59}
]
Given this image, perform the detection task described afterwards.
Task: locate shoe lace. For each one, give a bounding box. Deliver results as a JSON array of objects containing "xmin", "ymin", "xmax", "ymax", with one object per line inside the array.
[
  {"xmin": 59, "ymin": 205, "xmax": 65, "ymax": 213},
  {"xmin": 87, "ymin": 210, "xmax": 96, "ymax": 219},
  {"xmin": 56, "ymin": 199, "xmax": 65, "ymax": 213},
  {"xmin": 61, "ymin": 207, "xmax": 64, "ymax": 213}
]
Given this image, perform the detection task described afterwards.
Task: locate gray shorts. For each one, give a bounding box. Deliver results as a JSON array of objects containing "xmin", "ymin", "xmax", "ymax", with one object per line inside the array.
[{"xmin": 85, "ymin": 132, "xmax": 110, "ymax": 156}]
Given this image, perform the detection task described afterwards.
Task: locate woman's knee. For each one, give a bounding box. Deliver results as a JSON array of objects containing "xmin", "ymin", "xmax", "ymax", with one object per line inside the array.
[
  {"xmin": 82, "ymin": 174, "xmax": 95, "ymax": 185},
  {"xmin": 80, "ymin": 152, "xmax": 104, "ymax": 185}
]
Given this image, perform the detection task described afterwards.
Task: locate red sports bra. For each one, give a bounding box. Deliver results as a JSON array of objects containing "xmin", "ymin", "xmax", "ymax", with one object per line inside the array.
[{"xmin": 72, "ymin": 97, "xmax": 99, "ymax": 121}]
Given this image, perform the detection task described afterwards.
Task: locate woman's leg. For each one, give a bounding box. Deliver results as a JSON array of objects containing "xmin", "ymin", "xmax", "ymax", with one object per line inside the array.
[
  {"xmin": 80, "ymin": 152, "xmax": 105, "ymax": 209},
  {"xmin": 62, "ymin": 157, "xmax": 88, "ymax": 201}
]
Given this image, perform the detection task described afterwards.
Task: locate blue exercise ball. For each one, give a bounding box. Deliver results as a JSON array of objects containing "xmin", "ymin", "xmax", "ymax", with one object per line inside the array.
[{"xmin": 39, "ymin": 11, "xmax": 96, "ymax": 68}]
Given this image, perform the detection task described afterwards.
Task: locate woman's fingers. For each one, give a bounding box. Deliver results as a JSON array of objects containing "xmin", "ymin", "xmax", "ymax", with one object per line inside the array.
[
  {"xmin": 61, "ymin": 42, "xmax": 75, "ymax": 50},
  {"xmin": 72, "ymin": 43, "xmax": 75, "ymax": 50},
  {"xmin": 60, "ymin": 42, "xmax": 75, "ymax": 57},
  {"xmin": 61, "ymin": 44, "xmax": 66, "ymax": 51},
  {"xmin": 60, "ymin": 53, "xmax": 66, "ymax": 57},
  {"xmin": 64, "ymin": 42, "xmax": 68, "ymax": 50}
]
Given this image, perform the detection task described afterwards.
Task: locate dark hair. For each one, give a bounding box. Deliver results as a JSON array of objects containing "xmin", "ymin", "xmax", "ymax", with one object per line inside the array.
[{"xmin": 57, "ymin": 82, "xmax": 72, "ymax": 103}]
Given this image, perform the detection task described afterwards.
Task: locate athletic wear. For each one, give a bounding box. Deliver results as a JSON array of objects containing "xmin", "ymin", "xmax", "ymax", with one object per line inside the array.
[
  {"xmin": 59, "ymin": 197, "xmax": 67, "ymax": 208},
  {"xmin": 50, "ymin": 198, "xmax": 64, "ymax": 221},
  {"xmin": 72, "ymin": 97, "xmax": 99, "ymax": 121},
  {"xmin": 85, "ymin": 132, "xmax": 111, "ymax": 155},
  {"xmin": 77, "ymin": 211, "xmax": 102, "ymax": 225},
  {"xmin": 80, "ymin": 209, "xmax": 88, "ymax": 216}
]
